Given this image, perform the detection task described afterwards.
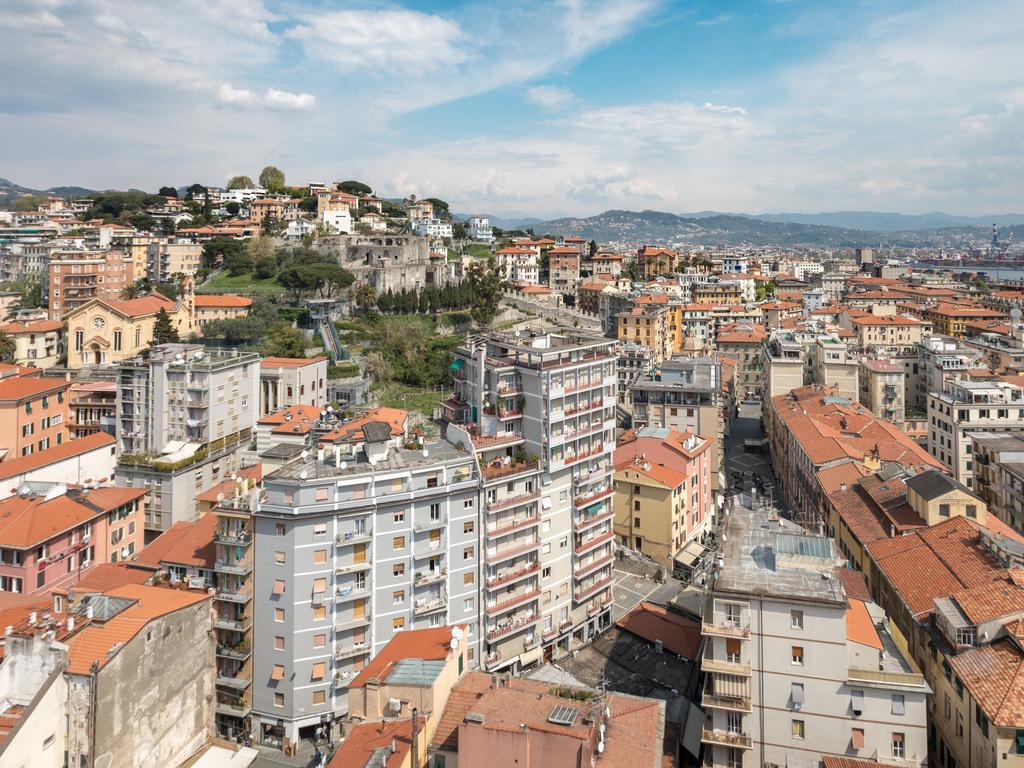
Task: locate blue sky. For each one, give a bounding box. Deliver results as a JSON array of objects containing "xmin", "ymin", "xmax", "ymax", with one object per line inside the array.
[{"xmin": 1, "ymin": 0, "xmax": 1022, "ymax": 217}]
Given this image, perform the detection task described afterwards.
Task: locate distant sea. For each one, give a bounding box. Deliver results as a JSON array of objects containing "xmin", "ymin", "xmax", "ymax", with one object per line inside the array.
[{"xmin": 907, "ymin": 263, "xmax": 1024, "ymax": 282}]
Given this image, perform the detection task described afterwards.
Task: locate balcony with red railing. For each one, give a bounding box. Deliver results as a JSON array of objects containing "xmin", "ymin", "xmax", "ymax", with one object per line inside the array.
[
  {"xmin": 486, "ymin": 561, "xmax": 539, "ymax": 590},
  {"xmin": 487, "ymin": 536, "xmax": 540, "ymax": 565},
  {"xmin": 486, "ymin": 612, "xmax": 539, "ymax": 642},
  {"xmin": 481, "ymin": 459, "xmax": 539, "ymax": 482},
  {"xmin": 574, "ymin": 507, "xmax": 615, "ymax": 532},
  {"xmin": 471, "ymin": 431, "xmax": 524, "ymax": 449},
  {"xmin": 486, "ymin": 587, "xmax": 541, "ymax": 615},
  {"xmin": 487, "ymin": 513, "xmax": 540, "ymax": 539},
  {"xmin": 574, "ymin": 552, "xmax": 613, "ymax": 579},
  {"xmin": 574, "ymin": 486, "xmax": 614, "ymax": 509},
  {"xmin": 573, "ymin": 575, "xmax": 613, "ymax": 603},
  {"xmin": 486, "ymin": 491, "xmax": 540, "ymax": 512},
  {"xmin": 575, "ymin": 529, "xmax": 614, "ymax": 555}
]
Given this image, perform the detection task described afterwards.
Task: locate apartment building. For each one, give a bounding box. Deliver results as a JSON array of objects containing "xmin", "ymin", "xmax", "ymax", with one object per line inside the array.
[
  {"xmin": 0, "ymin": 483, "xmax": 145, "ymax": 595},
  {"xmin": 637, "ymin": 246, "xmax": 680, "ymax": 278},
  {"xmin": 48, "ymin": 248, "xmax": 134, "ymax": 319},
  {"xmin": 0, "ymin": 432, "xmax": 116, "ymax": 499},
  {"xmin": 761, "ymin": 330, "xmax": 859, "ymax": 402},
  {"xmin": 194, "ymin": 294, "xmax": 253, "ymax": 327},
  {"xmin": 548, "ymin": 247, "xmax": 580, "ymax": 295},
  {"xmin": 250, "ymin": 424, "xmax": 480, "ymax": 749},
  {"xmin": 496, "ymin": 247, "xmax": 539, "ymax": 285},
  {"xmin": 146, "ymin": 240, "xmax": 203, "ymax": 282},
  {"xmin": 411, "ymin": 218, "xmax": 454, "ymax": 239},
  {"xmin": 964, "ymin": 330, "xmax": 1024, "ymax": 373},
  {"xmin": 716, "ymin": 324, "xmax": 767, "ymax": 401},
  {"xmin": 618, "ymin": 305, "xmax": 673, "ymax": 364},
  {"xmin": 467, "ymin": 215, "xmax": 493, "ymax": 242},
  {"xmin": 859, "ymin": 357, "xmax": 906, "ymax": 423},
  {"xmin": 68, "ymin": 381, "xmax": 116, "ymax": 437},
  {"xmin": 840, "ymin": 309, "xmax": 925, "ymax": 352},
  {"xmin": 446, "ymin": 330, "xmax": 617, "ymax": 671},
  {"xmin": 0, "ymin": 372, "xmax": 70, "ymax": 460},
  {"xmin": 0, "ymin": 318, "xmax": 62, "ymax": 368},
  {"xmin": 259, "ymin": 356, "xmax": 328, "ymax": 416},
  {"xmin": 114, "ymin": 344, "xmax": 260, "ymax": 538},
  {"xmin": 913, "ymin": 335, "xmax": 982, "ymax": 412},
  {"xmin": 613, "ymin": 428, "xmax": 713, "ymax": 570},
  {"xmin": 701, "ymin": 503, "xmax": 928, "ymax": 767},
  {"xmin": 926, "ymin": 378, "xmax": 1024, "ymax": 489},
  {"xmin": 971, "ymin": 433, "xmax": 1024, "ymax": 535},
  {"xmin": 921, "ymin": 302, "xmax": 1006, "ymax": 338}
]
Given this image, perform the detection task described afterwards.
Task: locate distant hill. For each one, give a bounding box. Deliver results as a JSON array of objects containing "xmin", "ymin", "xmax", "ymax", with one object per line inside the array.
[
  {"xmin": 452, "ymin": 212, "xmax": 544, "ymax": 230},
  {"xmin": 0, "ymin": 177, "xmax": 94, "ymax": 207},
  {"xmin": 752, "ymin": 211, "xmax": 1024, "ymax": 233}
]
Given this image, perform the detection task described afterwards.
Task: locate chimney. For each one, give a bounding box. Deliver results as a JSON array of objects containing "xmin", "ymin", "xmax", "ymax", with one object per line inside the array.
[
  {"xmin": 839, "ymin": 483, "xmax": 847, "ymax": 492},
  {"xmin": 67, "ymin": 617, "xmax": 75, "ymax": 632}
]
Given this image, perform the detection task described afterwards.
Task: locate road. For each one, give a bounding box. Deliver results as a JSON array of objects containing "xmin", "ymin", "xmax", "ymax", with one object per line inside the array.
[{"xmin": 723, "ymin": 401, "xmax": 787, "ymax": 515}]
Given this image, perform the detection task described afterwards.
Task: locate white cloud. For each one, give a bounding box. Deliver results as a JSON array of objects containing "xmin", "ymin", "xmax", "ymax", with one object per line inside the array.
[
  {"xmin": 525, "ymin": 85, "xmax": 575, "ymax": 111},
  {"xmin": 697, "ymin": 14, "xmax": 734, "ymax": 26},
  {"xmin": 703, "ymin": 102, "xmax": 746, "ymax": 115},
  {"xmin": 287, "ymin": 9, "xmax": 468, "ymax": 75},
  {"xmin": 217, "ymin": 84, "xmax": 315, "ymax": 111}
]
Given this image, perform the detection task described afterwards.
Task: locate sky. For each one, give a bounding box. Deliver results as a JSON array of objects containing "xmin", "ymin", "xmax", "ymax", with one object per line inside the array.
[{"xmin": 0, "ymin": 0, "xmax": 1022, "ymax": 218}]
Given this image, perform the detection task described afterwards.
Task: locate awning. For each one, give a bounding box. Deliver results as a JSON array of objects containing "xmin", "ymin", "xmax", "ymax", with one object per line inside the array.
[
  {"xmin": 586, "ymin": 502, "xmax": 603, "ymax": 515},
  {"xmin": 450, "ymin": 359, "xmax": 465, "ymax": 370},
  {"xmin": 851, "ymin": 728, "xmax": 865, "ymax": 749},
  {"xmin": 271, "ymin": 665, "xmax": 285, "ymax": 681},
  {"xmin": 791, "ymin": 683, "xmax": 804, "ymax": 706},
  {"xmin": 272, "ymin": 580, "xmax": 286, "ymax": 595},
  {"xmin": 519, "ymin": 646, "xmax": 543, "ymax": 669},
  {"xmin": 675, "ymin": 540, "xmax": 708, "ymax": 569}
]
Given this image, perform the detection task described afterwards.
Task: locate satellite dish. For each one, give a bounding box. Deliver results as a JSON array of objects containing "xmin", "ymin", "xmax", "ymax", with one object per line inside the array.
[
  {"xmin": 216, "ymin": 492, "xmax": 224, "ymax": 502},
  {"xmin": 301, "ymin": 450, "xmax": 309, "ymax": 459},
  {"xmin": 422, "ymin": 449, "xmax": 429, "ymax": 458},
  {"xmin": 451, "ymin": 626, "xmax": 464, "ymax": 640},
  {"xmin": 449, "ymin": 638, "xmax": 459, "ymax": 650},
  {"xmin": 299, "ymin": 470, "xmax": 308, "ymax": 480},
  {"xmin": 340, "ymin": 461, "xmax": 348, "ymax": 470}
]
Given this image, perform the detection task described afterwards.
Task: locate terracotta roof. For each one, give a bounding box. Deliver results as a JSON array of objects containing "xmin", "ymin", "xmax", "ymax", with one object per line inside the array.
[
  {"xmin": 924, "ymin": 303, "xmax": 1005, "ymax": 319},
  {"xmin": 614, "ymin": 430, "xmax": 709, "ymax": 489},
  {"xmin": 950, "ymin": 579, "xmax": 1024, "ymax": 624},
  {"xmin": 948, "ymin": 639, "xmax": 1024, "ymax": 726},
  {"xmin": 0, "ymin": 376, "xmax": 68, "ymax": 402},
  {"xmin": 0, "ymin": 594, "xmax": 51, "ymax": 661},
  {"xmin": 72, "ymin": 562, "xmax": 155, "ymax": 591},
  {"xmin": 257, "ymin": 403, "xmax": 324, "ymax": 425},
  {"xmin": 615, "ymin": 602, "xmax": 701, "ymax": 659},
  {"xmin": 838, "ymin": 568, "xmax": 873, "ymax": 603},
  {"xmin": 846, "ymin": 599, "xmax": 883, "ymax": 650},
  {"xmin": 134, "ymin": 514, "xmax": 216, "ymax": 569},
  {"xmin": 849, "ymin": 314, "xmax": 922, "ymax": 326},
  {"xmin": 0, "ymin": 320, "xmax": 63, "ymax": 334},
  {"xmin": 320, "ymin": 408, "xmax": 407, "ymax": 445},
  {"xmin": 823, "ymin": 758, "xmax": 887, "ymax": 768},
  {"xmin": 193, "ymin": 295, "xmax": 253, "ymax": 308},
  {"xmin": 195, "ymin": 464, "xmax": 263, "ymax": 503},
  {"xmin": 64, "ymin": 584, "xmax": 211, "ymax": 675},
  {"xmin": 0, "ymin": 486, "xmax": 144, "ymax": 549},
  {"xmin": 260, "ymin": 356, "xmax": 326, "ymax": 368},
  {"xmin": 816, "ymin": 463, "xmax": 872, "ymax": 496},
  {"xmin": 327, "ymin": 718, "xmax": 412, "ymax": 768},
  {"xmin": 716, "ymin": 324, "xmax": 767, "ymax": 344},
  {"xmin": 0, "ymin": 432, "xmax": 115, "ymax": 482},
  {"xmin": 97, "ymin": 293, "xmax": 176, "ymax": 318},
  {"xmin": 349, "ymin": 626, "xmax": 457, "ymax": 688}
]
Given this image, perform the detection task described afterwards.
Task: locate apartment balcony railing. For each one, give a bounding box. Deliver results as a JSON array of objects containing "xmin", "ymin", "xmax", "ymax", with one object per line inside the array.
[
  {"xmin": 334, "ymin": 615, "xmax": 372, "ymax": 632},
  {"xmin": 214, "ymin": 616, "xmax": 252, "ymax": 633},
  {"xmin": 487, "ymin": 587, "xmax": 541, "ymax": 616},
  {"xmin": 413, "ymin": 595, "xmax": 448, "ymax": 616},
  {"xmin": 574, "ymin": 530, "xmax": 614, "ymax": 555},
  {"xmin": 414, "ymin": 537, "xmax": 446, "ymax": 559},
  {"xmin": 574, "ymin": 486, "xmax": 614, "ymax": 509},
  {"xmin": 701, "ymin": 729, "xmax": 752, "ymax": 750},
  {"xmin": 486, "ymin": 612, "xmax": 539, "ymax": 642},
  {"xmin": 413, "ymin": 517, "xmax": 446, "ymax": 533},
  {"xmin": 334, "ymin": 585, "xmax": 370, "ymax": 603},
  {"xmin": 471, "ymin": 431, "xmax": 524, "ymax": 450},
  {"xmin": 481, "ymin": 459, "xmax": 539, "ymax": 482},
  {"xmin": 701, "ymin": 689, "xmax": 752, "ymax": 713},
  {"xmin": 214, "ymin": 560, "xmax": 253, "ymax": 576},
  {"xmin": 335, "ymin": 643, "xmax": 371, "ymax": 661},
  {"xmin": 215, "ymin": 699, "xmax": 252, "ymax": 718},
  {"xmin": 487, "ymin": 492, "xmax": 540, "ymax": 512},
  {"xmin": 414, "ymin": 569, "xmax": 447, "ymax": 587},
  {"xmin": 487, "ymin": 513, "xmax": 540, "ymax": 539},
  {"xmin": 216, "ymin": 674, "xmax": 251, "ymax": 690},
  {"xmin": 335, "ymin": 561, "xmax": 372, "ymax": 574},
  {"xmin": 574, "ymin": 553, "xmax": 613, "ymax": 579},
  {"xmin": 701, "ymin": 621, "xmax": 751, "ymax": 639},
  {"xmin": 216, "ymin": 644, "xmax": 252, "ymax": 662},
  {"xmin": 487, "ymin": 537, "xmax": 540, "ymax": 565},
  {"xmin": 214, "ymin": 529, "xmax": 252, "ymax": 545},
  {"xmin": 702, "ymin": 657, "xmax": 752, "ymax": 676},
  {"xmin": 215, "ymin": 589, "xmax": 252, "ymax": 605},
  {"xmin": 487, "ymin": 562, "xmax": 539, "ymax": 590},
  {"xmin": 573, "ymin": 575, "xmax": 613, "ymax": 603},
  {"xmin": 574, "ymin": 508, "xmax": 615, "ymax": 532},
  {"xmin": 336, "ymin": 530, "xmax": 373, "ymax": 546}
]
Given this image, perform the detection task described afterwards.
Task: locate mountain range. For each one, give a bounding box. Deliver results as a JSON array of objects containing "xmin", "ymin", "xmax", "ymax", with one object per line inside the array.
[{"xmin": 0, "ymin": 177, "xmax": 94, "ymax": 206}]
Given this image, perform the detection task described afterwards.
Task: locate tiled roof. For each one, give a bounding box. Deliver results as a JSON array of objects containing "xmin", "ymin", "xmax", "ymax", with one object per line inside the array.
[
  {"xmin": 816, "ymin": 463, "xmax": 871, "ymax": 496},
  {"xmin": 615, "ymin": 602, "xmax": 701, "ymax": 659},
  {"xmin": 0, "ymin": 376, "xmax": 68, "ymax": 402},
  {"xmin": 260, "ymin": 356, "xmax": 326, "ymax": 368},
  {"xmin": 72, "ymin": 562, "xmax": 154, "ymax": 591},
  {"xmin": 0, "ymin": 486, "xmax": 144, "ymax": 549},
  {"xmin": 950, "ymin": 580, "xmax": 1024, "ymax": 624},
  {"xmin": 823, "ymin": 758, "xmax": 887, "ymax": 768},
  {"xmin": 0, "ymin": 432, "xmax": 115, "ymax": 482},
  {"xmin": 948, "ymin": 639, "xmax": 1024, "ymax": 727},
  {"xmin": 0, "ymin": 320, "xmax": 63, "ymax": 334},
  {"xmin": 193, "ymin": 295, "xmax": 253, "ymax": 308},
  {"xmin": 838, "ymin": 568, "xmax": 872, "ymax": 603},
  {"xmin": 134, "ymin": 514, "xmax": 217, "ymax": 569},
  {"xmin": 320, "ymin": 408, "xmax": 407, "ymax": 445},
  {"xmin": 349, "ymin": 626, "xmax": 458, "ymax": 689},
  {"xmin": 327, "ymin": 718, "xmax": 412, "ymax": 768},
  {"xmin": 99, "ymin": 293, "xmax": 176, "ymax": 318},
  {"xmin": 195, "ymin": 463, "xmax": 262, "ymax": 503},
  {"xmin": 846, "ymin": 599, "xmax": 882, "ymax": 650},
  {"xmin": 257, "ymin": 404, "xmax": 324, "ymax": 426}
]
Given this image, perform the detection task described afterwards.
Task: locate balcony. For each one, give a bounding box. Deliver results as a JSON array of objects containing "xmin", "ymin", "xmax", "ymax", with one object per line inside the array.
[
  {"xmin": 702, "ymin": 621, "xmax": 750, "ymax": 640},
  {"xmin": 575, "ymin": 530, "xmax": 614, "ymax": 555},
  {"xmin": 335, "ymin": 643, "xmax": 371, "ymax": 661},
  {"xmin": 413, "ymin": 517, "xmax": 445, "ymax": 533},
  {"xmin": 216, "ymin": 674, "xmax": 251, "ymax": 690},
  {"xmin": 487, "ymin": 492, "xmax": 540, "ymax": 512},
  {"xmin": 215, "ymin": 589, "xmax": 252, "ymax": 605},
  {"xmin": 574, "ymin": 486, "xmax": 614, "ymax": 509},
  {"xmin": 701, "ymin": 729, "xmax": 752, "ymax": 750},
  {"xmin": 487, "ymin": 587, "xmax": 541, "ymax": 615},
  {"xmin": 414, "ymin": 537, "xmax": 446, "ymax": 559},
  {"xmin": 574, "ymin": 552, "xmax": 613, "ymax": 579},
  {"xmin": 487, "ymin": 513, "xmax": 540, "ymax": 538},
  {"xmin": 702, "ymin": 657, "xmax": 752, "ymax": 676},
  {"xmin": 481, "ymin": 459, "xmax": 539, "ymax": 482},
  {"xmin": 487, "ymin": 537, "xmax": 540, "ymax": 565},
  {"xmin": 702, "ymin": 689, "xmax": 752, "ymax": 713},
  {"xmin": 215, "ymin": 699, "xmax": 252, "ymax": 718},
  {"xmin": 336, "ymin": 561, "xmax": 372, "ymax": 575},
  {"xmin": 214, "ymin": 560, "xmax": 252, "ymax": 576},
  {"xmin": 335, "ymin": 585, "xmax": 370, "ymax": 602},
  {"xmin": 573, "ymin": 575, "xmax": 613, "ymax": 603},
  {"xmin": 471, "ymin": 431, "xmax": 524, "ymax": 450},
  {"xmin": 216, "ymin": 644, "xmax": 251, "ymax": 661},
  {"xmin": 414, "ymin": 569, "xmax": 447, "ymax": 587},
  {"xmin": 574, "ymin": 508, "xmax": 615, "ymax": 532},
  {"xmin": 334, "ymin": 615, "xmax": 372, "ymax": 632},
  {"xmin": 214, "ymin": 616, "xmax": 252, "ymax": 632},
  {"xmin": 214, "ymin": 529, "xmax": 252, "ymax": 546},
  {"xmin": 336, "ymin": 530, "xmax": 373, "ymax": 546},
  {"xmin": 413, "ymin": 595, "xmax": 448, "ymax": 616},
  {"xmin": 486, "ymin": 613, "xmax": 539, "ymax": 642},
  {"xmin": 487, "ymin": 561, "xmax": 539, "ymax": 590}
]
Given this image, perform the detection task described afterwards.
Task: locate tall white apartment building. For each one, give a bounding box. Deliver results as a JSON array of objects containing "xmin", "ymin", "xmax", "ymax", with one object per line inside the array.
[
  {"xmin": 445, "ymin": 330, "xmax": 617, "ymax": 673},
  {"xmin": 467, "ymin": 215, "xmax": 494, "ymax": 243},
  {"xmin": 701, "ymin": 502, "xmax": 929, "ymax": 767},
  {"xmin": 411, "ymin": 218, "xmax": 454, "ymax": 239},
  {"xmin": 926, "ymin": 378, "xmax": 1024, "ymax": 489},
  {"xmin": 250, "ymin": 425, "xmax": 480, "ymax": 747}
]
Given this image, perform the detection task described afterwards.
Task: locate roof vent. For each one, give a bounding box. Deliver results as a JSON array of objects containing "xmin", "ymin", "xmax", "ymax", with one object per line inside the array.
[{"xmin": 465, "ymin": 712, "xmax": 486, "ymax": 724}]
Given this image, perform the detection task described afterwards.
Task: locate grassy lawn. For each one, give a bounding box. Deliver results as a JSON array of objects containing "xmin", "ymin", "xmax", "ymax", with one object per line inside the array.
[
  {"xmin": 449, "ymin": 243, "xmax": 492, "ymax": 260},
  {"xmin": 378, "ymin": 384, "xmax": 445, "ymax": 414},
  {"xmin": 197, "ymin": 271, "xmax": 287, "ymax": 295}
]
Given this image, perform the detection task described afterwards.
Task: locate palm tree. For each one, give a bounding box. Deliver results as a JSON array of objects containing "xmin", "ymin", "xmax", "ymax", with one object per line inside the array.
[{"xmin": 352, "ymin": 283, "xmax": 377, "ymax": 314}]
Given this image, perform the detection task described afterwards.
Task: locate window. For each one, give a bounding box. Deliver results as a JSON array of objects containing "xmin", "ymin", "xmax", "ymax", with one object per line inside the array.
[
  {"xmin": 312, "ymin": 606, "xmax": 326, "ymax": 621},
  {"xmin": 463, "ymin": 572, "xmax": 474, "ymax": 585},
  {"xmin": 272, "ymin": 579, "xmax": 286, "ymax": 595},
  {"xmin": 274, "ymin": 636, "xmax": 285, "ymax": 650},
  {"xmin": 464, "ymin": 597, "xmax": 474, "ymax": 611},
  {"xmin": 791, "ymin": 609, "xmax": 803, "ymax": 629},
  {"xmin": 313, "ymin": 577, "xmax": 327, "ymax": 593},
  {"xmin": 464, "ymin": 498, "xmax": 474, "ymax": 509},
  {"xmin": 393, "ymin": 536, "xmax": 405, "ymax": 550},
  {"xmin": 542, "ymin": 567, "xmax": 551, "ymax": 578},
  {"xmin": 725, "ymin": 603, "xmax": 741, "ymax": 626},
  {"xmin": 271, "ymin": 665, "xmax": 285, "ymax": 680},
  {"xmin": 393, "ymin": 617, "xmax": 405, "ymax": 630},
  {"xmin": 944, "ymin": 694, "xmax": 951, "ymax": 720},
  {"xmin": 393, "ymin": 511, "xmax": 405, "ymax": 524},
  {"xmin": 274, "ymin": 693, "xmax": 284, "ymax": 708},
  {"xmin": 851, "ymin": 728, "xmax": 865, "ymax": 749},
  {"xmin": 464, "ymin": 521, "xmax": 474, "ymax": 534},
  {"xmin": 113, "ymin": 330, "xmax": 122, "ymax": 351},
  {"xmin": 275, "ymin": 551, "xmax": 285, "ymax": 565},
  {"xmin": 463, "ymin": 547, "xmax": 474, "ymax": 560},
  {"xmin": 276, "ymin": 523, "xmax": 286, "ymax": 536},
  {"xmin": 791, "ymin": 720, "xmax": 805, "ymax": 740},
  {"xmin": 966, "ymin": 504, "xmax": 977, "ymax": 518},
  {"xmin": 791, "ymin": 646, "xmax": 804, "ymax": 665},
  {"xmin": 313, "ymin": 549, "xmax": 327, "ymax": 565},
  {"xmin": 313, "ymin": 690, "xmax": 326, "ymax": 705},
  {"xmin": 313, "ymin": 523, "xmax": 327, "ymax": 537},
  {"xmin": 311, "ymin": 662, "xmax": 326, "ymax": 679},
  {"xmin": 940, "ymin": 503, "xmax": 951, "ymax": 517},
  {"xmin": 892, "ymin": 694, "xmax": 905, "ymax": 716},
  {"xmin": 956, "ymin": 711, "xmax": 964, "ymax": 740},
  {"xmin": 393, "ymin": 563, "xmax": 405, "ymax": 576},
  {"xmin": 726, "ymin": 638, "xmax": 741, "ymax": 664},
  {"xmin": 955, "ymin": 676, "xmax": 964, "ymax": 699},
  {"xmin": 892, "ymin": 733, "xmax": 905, "ymax": 758},
  {"xmin": 393, "ymin": 590, "xmax": 405, "ymax": 605},
  {"xmin": 274, "ymin": 608, "xmax": 285, "ymax": 622}
]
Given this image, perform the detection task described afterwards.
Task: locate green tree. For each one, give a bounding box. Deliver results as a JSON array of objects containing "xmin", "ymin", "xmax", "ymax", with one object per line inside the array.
[
  {"xmin": 260, "ymin": 322, "xmax": 308, "ymax": 358},
  {"xmin": 224, "ymin": 248, "xmax": 254, "ymax": 276},
  {"xmin": 254, "ymin": 254, "xmax": 278, "ymax": 279},
  {"xmin": 226, "ymin": 175, "xmax": 254, "ymax": 190},
  {"xmin": 338, "ymin": 180, "xmax": 372, "ymax": 196},
  {"xmin": 259, "ymin": 166, "xmax": 286, "ymax": 193},
  {"xmin": 588, "ymin": 240, "xmax": 598, "ymax": 258},
  {"xmin": 184, "ymin": 183, "xmax": 206, "ymax": 200},
  {"xmin": 452, "ymin": 222, "xmax": 467, "ymax": 240},
  {"xmin": 352, "ymin": 283, "xmax": 377, "ymax": 313},
  {"xmin": 426, "ymin": 198, "xmax": 450, "ymax": 219},
  {"xmin": 465, "ymin": 256, "xmax": 507, "ymax": 326},
  {"xmin": 0, "ymin": 333, "xmax": 15, "ymax": 364},
  {"xmin": 158, "ymin": 186, "xmax": 178, "ymax": 197},
  {"xmin": 151, "ymin": 308, "xmax": 180, "ymax": 345},
  {"xmin": 202, "ymin": 237, "xmax": 246, "ymax": 269},
  {"xmin": 224, "ymin": 202, "xmax": 241, "ymax": 216},
  {"xmin": 11, "ymin": 195, "xmax": 45, "ymax": 212}
]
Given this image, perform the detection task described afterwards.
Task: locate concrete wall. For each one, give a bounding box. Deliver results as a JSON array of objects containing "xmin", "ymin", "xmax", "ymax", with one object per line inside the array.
[
  {"xmin": 0, "ymin": 442, "xmax": 116, "ymax": 500},
  {"xmin": 88, "ymin": 601, "xmax": 214, "ymax": 768},
  {"xmin": 0, "ymin": 666, "xmax": 66, "ymax": 768}
]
